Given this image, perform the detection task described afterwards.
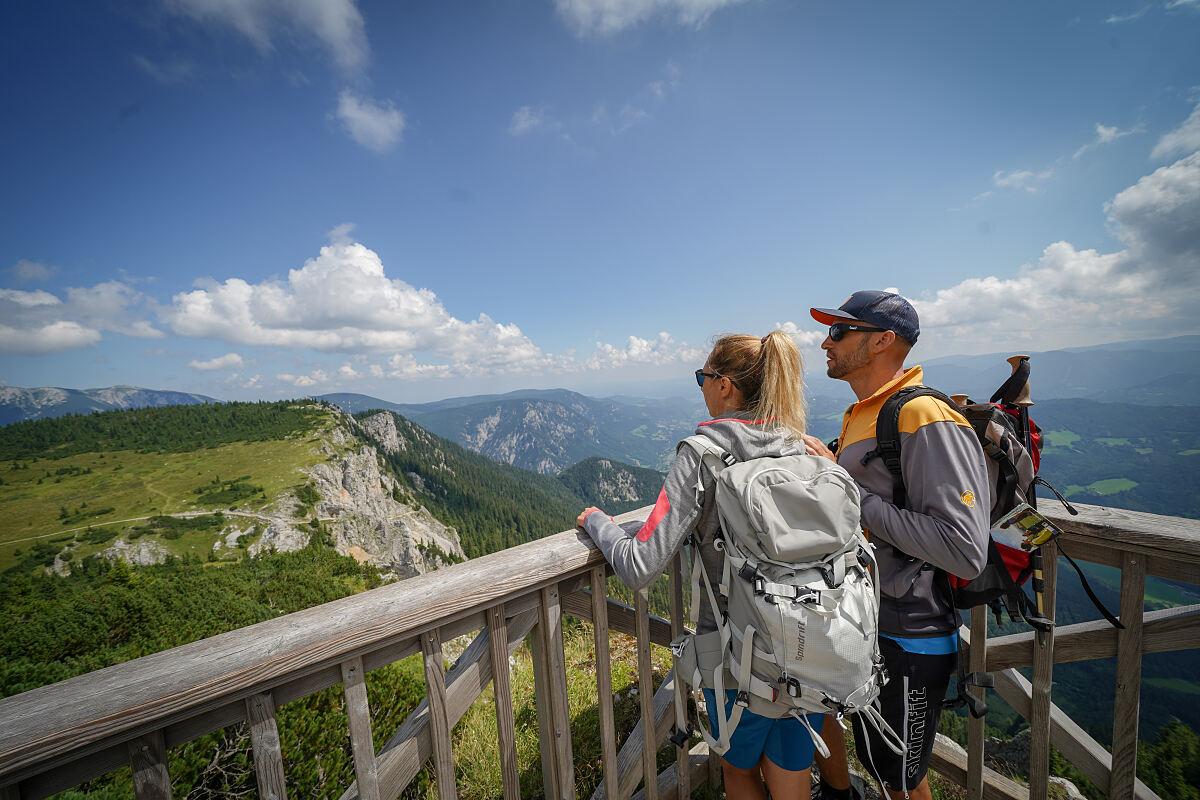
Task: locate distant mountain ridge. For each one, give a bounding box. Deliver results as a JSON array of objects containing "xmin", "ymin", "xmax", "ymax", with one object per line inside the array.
[{"xmin": 0, "ymin": 385, "xmax": 217, "ymax": 426}]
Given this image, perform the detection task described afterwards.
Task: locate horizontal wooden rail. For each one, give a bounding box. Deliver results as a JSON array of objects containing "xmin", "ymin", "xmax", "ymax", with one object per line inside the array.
[
  {"xmin": 0, "ymin": 515, "xmax": 635, "ymax": 789},
  {"xmin": 986, "ymin": 604, "xmax": 1200, "ymax": 671}
]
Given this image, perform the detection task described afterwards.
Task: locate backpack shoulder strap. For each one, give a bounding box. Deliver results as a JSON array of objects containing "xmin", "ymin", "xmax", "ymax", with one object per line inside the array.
[
  {"xmin": 863, "ymin": 386, "xmax": 958, "ymax": 510},
  {"xmin": 678, "ymin": 434, "xmax": 737, "ymax": 477}
]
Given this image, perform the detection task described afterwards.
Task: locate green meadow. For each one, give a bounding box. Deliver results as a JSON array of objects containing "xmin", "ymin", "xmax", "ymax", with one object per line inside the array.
[{"xmin": 0, "ymin": 437, "xmax": 328, "ymax": 570}]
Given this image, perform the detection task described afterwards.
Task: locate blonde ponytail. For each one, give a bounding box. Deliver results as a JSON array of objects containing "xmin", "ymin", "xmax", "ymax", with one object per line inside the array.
[{"xmin": 708, "ymin": 330, "xmax": 807, "ymax": 439}]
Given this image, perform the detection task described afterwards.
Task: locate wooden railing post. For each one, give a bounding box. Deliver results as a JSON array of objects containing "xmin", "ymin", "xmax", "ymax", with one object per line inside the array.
[
  {"xmin": 421, "ymin": 629, "xmax": 458, "ymax": 800},
  {"xmin": 341, "ymin": 656, "xmax": 380, "ymax": 800},
  {"xmin": 669, "ymin": 553, "xmax": 689, "ymax": 800},
  {"xmin": 634, "ymin": 588, "xmax": 659, "ymax": 800},
  {"xmin": 245, "ymin": 692, "xmax": 288, "ymax": 800},
  {"xmin": 591, "ymin": 567, "xmax": 621, "ymax": 799},
  {"xmin": 487, "ymin": 605, "xmax": 522, "ymax": 800},
  {"xmin": 1110, "ymin": 552, "xmax": 1146, "ymax": 800},
  {"xmin": 128, "ymin": 731, "xmax": 172, "ymax": 800},
  {"xmin": 1028, "ymin": 541, "xmax": 1057, "ymax": 800},
  {"xmin": 532, "ymin": 584, "xmax": 575, "ymax": 800},
  {"xmin": 966, "ymin": 605, "xmax": 987, "ymax": 800}
]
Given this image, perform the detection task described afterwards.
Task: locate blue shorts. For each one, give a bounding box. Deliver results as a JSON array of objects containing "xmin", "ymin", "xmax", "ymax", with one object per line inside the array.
[{"xmin": 701, "ymin": 689, "xmax": 824, "ymax": 772}]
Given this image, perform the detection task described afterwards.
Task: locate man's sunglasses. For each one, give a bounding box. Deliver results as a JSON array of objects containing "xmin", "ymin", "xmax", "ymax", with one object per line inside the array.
[
  {"xmin": 829, "ymin": 322, "xmax": 887, "ymax": 342},
  {"xmin": 695, "ymin": 369, "xmax": 739, "ymax": 389}
]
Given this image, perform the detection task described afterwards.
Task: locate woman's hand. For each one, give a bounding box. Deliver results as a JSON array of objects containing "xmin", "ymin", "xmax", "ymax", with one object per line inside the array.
[
  {"xmin": 577, "ymin": 507, "xmax": 602, "ymax": 528},
  {"xmin": 801, "ymin": 433, "xmax": 837, "ymax": 463}
]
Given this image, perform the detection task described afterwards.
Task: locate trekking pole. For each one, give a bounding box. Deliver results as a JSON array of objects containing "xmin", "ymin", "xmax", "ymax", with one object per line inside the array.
[{"xmin": 1004, "ymin": 355, "xmax": 1053, "ymax": 642}]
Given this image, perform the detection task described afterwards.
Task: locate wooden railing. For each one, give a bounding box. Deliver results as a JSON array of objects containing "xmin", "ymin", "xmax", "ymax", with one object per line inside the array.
[{"xmin": 0, "ymin": 501, "xmax": 1196, "ymax": 800}]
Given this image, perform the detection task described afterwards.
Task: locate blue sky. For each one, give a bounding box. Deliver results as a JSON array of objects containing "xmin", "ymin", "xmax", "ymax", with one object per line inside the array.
[{"xmin": 2, "ymin": 0, "xmax": 1199, "ymax": 403}]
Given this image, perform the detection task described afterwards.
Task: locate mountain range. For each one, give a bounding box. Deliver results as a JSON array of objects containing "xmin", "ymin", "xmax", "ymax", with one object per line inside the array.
[{"xmin": 0, "ymin": 385, "xmax": 216, "ymax": 426}]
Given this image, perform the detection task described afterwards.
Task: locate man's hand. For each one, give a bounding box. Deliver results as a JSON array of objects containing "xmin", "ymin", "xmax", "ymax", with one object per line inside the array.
[
  {"xmin": 801, "ymin": 433, "xmax": 837, "ymax": 462},
  {"xmin": 577, "ymin": 507, "xmax": 602, "ymax": 528}
]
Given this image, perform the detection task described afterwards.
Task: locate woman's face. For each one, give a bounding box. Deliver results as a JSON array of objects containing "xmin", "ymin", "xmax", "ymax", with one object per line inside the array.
[{"xmin": 701, "ymin": 354, "xmax": 742, "ymax": 417}]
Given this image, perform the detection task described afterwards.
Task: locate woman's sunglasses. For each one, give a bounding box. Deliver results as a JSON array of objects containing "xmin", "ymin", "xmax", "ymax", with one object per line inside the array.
[
  {"xmin": 695, "ymin": 369, "xmax": 740, "ymax": 389},
  {"xmin": 828, "ymin": 322, "xmax": 887, "ymax": 342}
]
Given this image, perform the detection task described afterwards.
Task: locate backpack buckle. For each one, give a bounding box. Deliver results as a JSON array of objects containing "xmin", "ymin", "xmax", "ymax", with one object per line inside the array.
[
  {"xmin": 794, "ymin": 590, "xmax": 820, "ymax": 604},
  {"xmin": 821, "ymin": 694, "xmax": 848, "ymax": 715},
  {"xmin": 735, "ymin": 691, "xmax": 750, "ymax": 708},
  {"xmin": 670, "ymin": 639, "xmax": 688, "ymax": 658},
  {"xmin": 819, "ymin": 563, "xmax": 836, "ymax": 588},
  {"xmin": 752, "ymin": 576, "xmax": 766, "ymax": 595},
  {"xmin": 722, "ymin": 452, "xmax": 737, "ymax": 467},
  {"xmin": 668, "ymin": 726, "xmax": 693, "ymax": 748},
  {"xmin": 784, "ymin": 677, "xmax": 802, "ymax": 698},
  {"xmin": 739, "ymin": 563, "xmax": 756, "ymax": 581}
]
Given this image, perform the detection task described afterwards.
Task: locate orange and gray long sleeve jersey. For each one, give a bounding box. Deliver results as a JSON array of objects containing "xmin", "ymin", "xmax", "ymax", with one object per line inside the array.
[
  {"xmin": 836, "ymin": 366, "xmax": 991, "ymax": 638},
  {"xmin": 583, "ymin": 413, "xmax": 806, "ymax": 635}
]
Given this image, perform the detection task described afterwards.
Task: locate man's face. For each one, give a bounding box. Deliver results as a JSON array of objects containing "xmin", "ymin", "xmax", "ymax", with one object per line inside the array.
[{"xmin": 822, "ymin": 327, "xmax": 875, "ymax": 380}]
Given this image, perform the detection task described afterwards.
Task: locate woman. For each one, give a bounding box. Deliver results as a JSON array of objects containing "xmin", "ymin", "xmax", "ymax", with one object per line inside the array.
[{"xmin": 577, "ymin": 331, "xmax": 827, "ymax": 800}]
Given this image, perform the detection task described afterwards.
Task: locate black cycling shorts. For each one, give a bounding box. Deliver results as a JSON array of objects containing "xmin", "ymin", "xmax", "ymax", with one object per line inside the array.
[{"xmin": 851, "ymin": 637, "xmax": 955, "ymax": 794}]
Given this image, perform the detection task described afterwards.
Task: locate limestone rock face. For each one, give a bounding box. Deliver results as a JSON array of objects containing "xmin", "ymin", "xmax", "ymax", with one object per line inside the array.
[
  {"xmin": 248, "ymin": 410, "xmax": 464, "ymax": 578},
  {"xmin": 102, "ymin": 537, "xmax": 171, "ymax": 566},
  {"xmin": 360, "ymin": 411, "xmax": 406, "ymax": 455}
]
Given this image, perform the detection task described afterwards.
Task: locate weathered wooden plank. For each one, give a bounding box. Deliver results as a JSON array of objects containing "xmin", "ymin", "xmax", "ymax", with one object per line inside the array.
[
  {"xmin": 966, "ymin": 606, "xmax": 987, "ymax": 800},
  {"xmin": 668, "ymin": 554, "xmax": 689, "ymax": 800},
  {"xmin": 20, "ymin": 744, "xmax": 127, "ymax": 800},
  {"xmin": 245, "ymin": 692, "xmax": 288, "ymax": 800},
  {"xmin": 985, "ymin": 604, "xmax": 1200, "ymax": 671},
  {"xmin": 629, "ymin": 741, "xmax": 717, "ymax": 800},
  {"xmin": 1029, "ymin": 541, "xmax": 1057, "ymax": 800},
  {"xmin": 991, "ymin": 668, "xmax": 1161, "ymax": 800},
  {"xmin": 634, "ymin": 589, "xmax": 659, "ymax": 800},
  {"xmin": 421, "ymin": 630, "xmax": 457, "ymax": 800},
  {"xmin": 928, "ymin": 734, "xmax": 1027, "ymax": 800},
  {"xmin": 0, "ymin": 522, "xmax": 628, "ymax": 783},
  {"xmin": 591, "ymin": 566, "xmax": 621, "ymax": 800},
  {"xmin": 1051, "ymin": 535, "xmax": 1200, "ymax": 586},
  {"xmin": 561, "ymin": 591, "xmax": 674, "ymax": 647},
  {"xmin": 486, "ymin": 605, "xmax": 521, "ymax": 800},
  {"xmin": 341, "ymin": 657, "xmax": 380, "ymax": 800},
  {"xmin": 1110, "ymin": 553, "xmax": 1146, "ymax": 800},
  {"xmin": 127, "ymin": 731, "xmax": 172, "ymax": 800},
  {"xmin": 344, "ymin": 608, "xmax": 538, "ymax": 800},
  {"xmin": 589, "ymin": 671, "xmax": 677, "ymax": 800},
  {"xmin": 529, "ymin": 613, "xmax": 558, "ymax": 800},
  {"xmin": 1041, "ymin": 500, "xmax": 1200, "ymax": 560},
  {"xmin": 541, "ymin": 585, "xmax": 575, "ymax": 800}
]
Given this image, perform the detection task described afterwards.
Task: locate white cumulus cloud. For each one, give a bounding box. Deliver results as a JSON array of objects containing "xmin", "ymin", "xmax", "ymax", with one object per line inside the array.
[
  {"xmin": 0, "ymin": 321, "xmax": 102, "ymax": 355},
  {"xmin": 163, "ymin": 230, "xmax": 554, "ymax": 376},
  {"xmin": 0, "ymin": 281, "xmax": 162, "ymax": 355},
  {"xmin": 188, "ymin": 352, "xmax": 245, "ymax": 371},
  {"xmin": 509, "ymin": 106, "xmax": 546, "ymax": 136},
  {"xmin": 992, "ymin": 168, "xmax": 1053, "ymax": 194},
  {"xmin": 1074, "ymin": 122, "xmax": 1141, "ymax": 158},
  {"xmin": 585, "ymin": 332, "xmax": 703, "ymax": 369},
  {"xmin": 772, "ymin": 322, "xmax": 826, "ymax": 348},
  {"xmin": 1152, "ymin": 102, "xmax": 1200, "ymax": 160},
  {"xmin": 554, "ymin": 0, "xmax": 749, "ymax": 36},
  {"xmin": 9, "ymin": 259, "xmax": 58, "ymax": 282},
  {"xmin": 164, "ymin": 0, "xmax": 369, "ymax": 75},
  {"xmin": 913, "ymin": 150, "xmax": 1200, "ymax": 347},
  {"xmin": 336, "ymin": 89, "xmax": 405, "ymax": 152}
]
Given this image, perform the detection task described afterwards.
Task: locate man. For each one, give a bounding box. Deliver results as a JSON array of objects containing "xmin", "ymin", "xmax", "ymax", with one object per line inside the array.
[{"xmin": 799, "ymin": 290, "xmax": 990, "ymax": 800}]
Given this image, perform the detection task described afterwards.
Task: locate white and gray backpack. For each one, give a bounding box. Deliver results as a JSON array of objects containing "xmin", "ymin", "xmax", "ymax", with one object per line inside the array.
[{"xmin": 670, "ymin": 435, "xmax": 904, "ymax": 758}]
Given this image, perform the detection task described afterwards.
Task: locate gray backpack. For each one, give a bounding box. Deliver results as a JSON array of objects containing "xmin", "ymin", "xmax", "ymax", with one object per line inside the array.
[{"xmin": 670, "ymin": 435, "xmax": 903, "ymax": 757}]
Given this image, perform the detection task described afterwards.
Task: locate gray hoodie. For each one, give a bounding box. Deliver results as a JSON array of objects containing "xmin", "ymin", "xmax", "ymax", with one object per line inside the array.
[{"xmin": 583, "ymin": 412, "xmax": 805, "ymax": 634}]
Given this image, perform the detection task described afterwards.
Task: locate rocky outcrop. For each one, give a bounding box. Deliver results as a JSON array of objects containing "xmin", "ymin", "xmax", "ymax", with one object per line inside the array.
[
  {"xmin": 249, "ymin": 410, "xmax": 465, "ymax": 578},
  {"xmin": 102, "ymin": 537, "xmax": 171, "ymax": 566},
  {"xmin": 360, "ymin": 411, "xmax": 406, "ymax": 455}
]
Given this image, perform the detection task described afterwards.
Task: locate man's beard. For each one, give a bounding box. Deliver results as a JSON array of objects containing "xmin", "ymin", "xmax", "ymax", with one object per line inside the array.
[{"xmin": 826, "ymin": 337, "xmax": 872, "ymax": 379}]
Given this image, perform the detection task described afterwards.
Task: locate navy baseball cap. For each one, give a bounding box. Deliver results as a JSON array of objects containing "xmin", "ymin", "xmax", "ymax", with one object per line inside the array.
[{"xmin": 810, "ymin": 290, "xmax": 920, "ymax": 345}]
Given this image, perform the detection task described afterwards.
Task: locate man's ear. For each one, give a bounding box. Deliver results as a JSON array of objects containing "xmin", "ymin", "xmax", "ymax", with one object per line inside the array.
[{"xmin": 871, "ymin": 330, "xmax": 897, "ymax": 354}]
